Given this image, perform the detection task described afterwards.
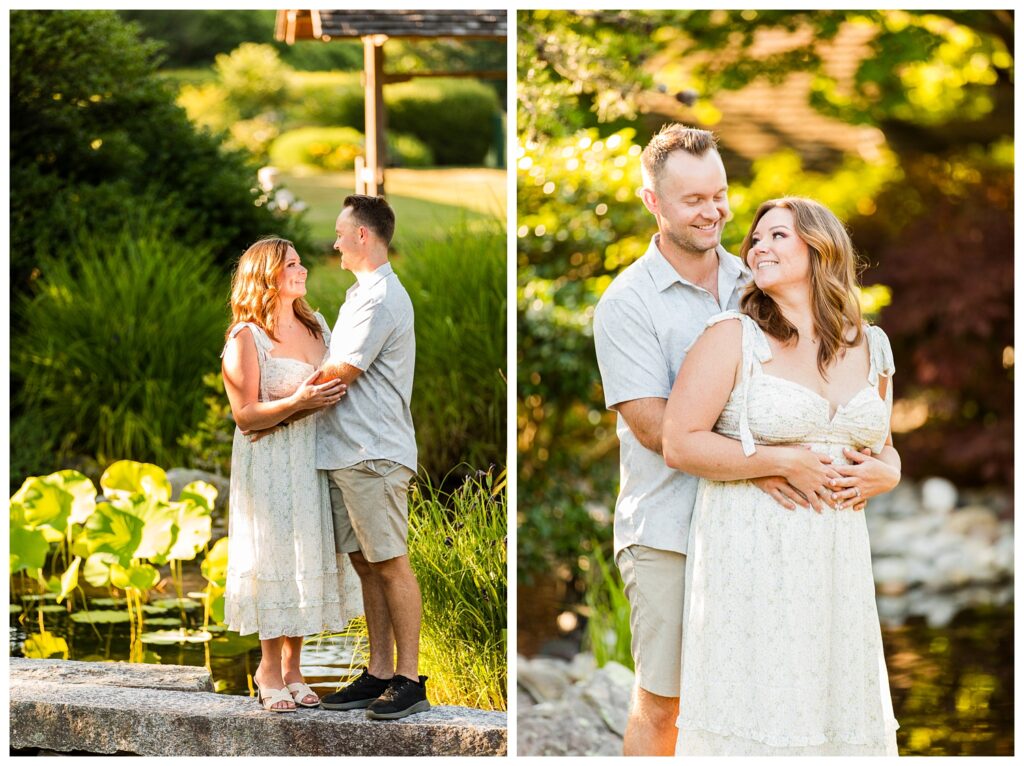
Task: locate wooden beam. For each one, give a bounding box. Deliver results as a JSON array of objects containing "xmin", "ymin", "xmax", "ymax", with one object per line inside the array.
[{"xmin": 362, "ymin": 34, "xmax": 388, "ymax": 197}]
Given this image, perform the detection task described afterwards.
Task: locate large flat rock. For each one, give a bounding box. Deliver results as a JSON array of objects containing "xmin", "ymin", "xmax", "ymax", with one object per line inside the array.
[{"xmin": 10, "ymin": 660, "xmax": 506, "ymax": 756}]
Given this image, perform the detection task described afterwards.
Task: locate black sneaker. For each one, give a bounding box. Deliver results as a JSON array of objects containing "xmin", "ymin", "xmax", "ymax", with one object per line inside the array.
[
  {"xmin": 365, "ymin": 675, "xmax": 431, "ymax": 720},
  {"xmin": 320, "ymin": 668, "xmax": 391, "ymax": 710}
]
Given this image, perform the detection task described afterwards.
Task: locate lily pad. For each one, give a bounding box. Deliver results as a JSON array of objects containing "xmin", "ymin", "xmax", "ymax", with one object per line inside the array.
[
  {"xmin": 150, "ymin": 598, "xmax": 202, "ymax": 611},
  {"xmin": 36, "ymin": 605, "xmax": 68, "ymax": 614},
  {"xmin": 22, "ymin": 631, "xmax": 69, "ymax": 659},
  {"xmin": 201, "ymin": 537, "xmax": 229, "ymax": 587},
  {"xmin": 180, "ymin": 481, "xmax": 218, "ymax": 513},
  {"xmin": 143, "ymin": 617, "xmax": 183, "ymax": 627},
  {"xmin": 45, "ymin": 470, "xmax": 97, "ymax": 524},
  {"xmin": 70, "ymin": 610, "xmax": 132, "ymax": 624},
  {"xmin": 10, "ymin": 523, "xmax": 50, "ymax": 574},
  {"xmin": 20, "ymin": 593, "xmax": 59, "ymax": 602},
  {"xmin": 100, "ymin": 460, "xmax": 171, "ymax": 503},
  {"xmin": 139, "ymin": 628, "xmax": 212, "ymax": 645},
  {"xmin": 208, "ymin": 630, "xmax": 261, "ymax": 657},
  {"xmin": 88, "ymin": 597, "xmax": 127, "ymax": 607},
  {"xmin": 9, "ymin": 605, "xmax": 22, "ymax": 614}
]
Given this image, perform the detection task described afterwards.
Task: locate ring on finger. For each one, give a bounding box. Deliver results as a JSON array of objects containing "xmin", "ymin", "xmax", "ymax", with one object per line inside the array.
[{"xmin": 853, "ymin": 487, "xmax": 861, "ymax": 498}]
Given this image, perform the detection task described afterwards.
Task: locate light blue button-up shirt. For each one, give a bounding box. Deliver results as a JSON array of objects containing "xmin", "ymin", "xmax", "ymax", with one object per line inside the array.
[
  {"xmin": 593, "ymin": 235, "xmax": 751, "ymax": 556},
  {"xmin": 316, "ymin": 262, "xmax": 417, "ymax": 472}
]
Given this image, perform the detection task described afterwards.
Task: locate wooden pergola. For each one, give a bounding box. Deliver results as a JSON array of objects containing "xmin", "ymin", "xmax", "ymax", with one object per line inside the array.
[{"xmin": 275, "ymin": 10, "xmax": 507, "ymax": 196}]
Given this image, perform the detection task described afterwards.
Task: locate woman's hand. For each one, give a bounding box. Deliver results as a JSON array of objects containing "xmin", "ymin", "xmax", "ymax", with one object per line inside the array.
[
  {"xmin": 778, "ymin": 446, "xmax": 843, "ymax": 514},
  {"xmin": 829, "ymin": 447, "xmax": 900, "ymax": 511},
  {"xmin": 290, "ymin": 370, "xmax": 347, "ymax": 412}
]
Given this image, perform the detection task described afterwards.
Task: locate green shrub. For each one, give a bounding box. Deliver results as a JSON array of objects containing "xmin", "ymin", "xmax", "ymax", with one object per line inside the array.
[
  {"xmin": 177, "ymin": 82, "xmax": 237, "ymax": 133},
  {"xmin": 270, "ymin": 126, "xmax": 365, "ymax": 171},
  {"xmin": 288, "ymin": 71, "xmax": 364, "ymax": 129},
  {"xmin": 388, "ymin": 133, "xmax": 434, "ymax": 168},
  {"xmin": 396, "ymin": 219, "xmax": 506, "ymax": 480},
  {"xmin": 214, "ymin": 42, "xmax": 292, "ymax": 119},
  {"xmin": 388, "ymin": 79, "xmax": 499, "ymax": 165},
  {"xmin": 12, "ymin": 226, "xmax": 229, "ymax": 471},
  {"xmin": 177, "ymin": 373, "xmax": 234, "ymax": 477},
  {"xmin": 270, "ymin": 127, "xmax": 433, "ymax": 171},
  {"xmin": 11, "ymin": 10, "xmax": 311, "ymax": 302}
]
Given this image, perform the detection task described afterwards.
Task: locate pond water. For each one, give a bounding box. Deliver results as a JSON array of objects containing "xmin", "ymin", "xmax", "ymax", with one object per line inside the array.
[
  {"xmin": 9, "ymin": 592, "xmax": 362, "ymax": 700},
  {"xmin": 884, "ymin": 606, "xmax": 1013, "ymax": 756}
]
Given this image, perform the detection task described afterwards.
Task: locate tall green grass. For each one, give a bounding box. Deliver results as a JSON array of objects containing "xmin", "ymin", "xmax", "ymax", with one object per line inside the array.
[
  {"xmin": 583, "ymin": 543, "xmax": 634, "ymax": 670},
  {"xmin": 304, "ymin": 218, "xmax": 505, "ymax": 482},
  {"xmin": 409, "ymin": 468, "xmax": 507, "ymax": 710},
  {"xmin": 399, "ymin": 220, "xmax": 506, "ymax": 480},
  {"xmin": 322, "ymin": 468, "xmax": 507, "ymax": 710},
  {"xmin": 13, "ymin": 229, "xmax": 229, "ymax": 472}
]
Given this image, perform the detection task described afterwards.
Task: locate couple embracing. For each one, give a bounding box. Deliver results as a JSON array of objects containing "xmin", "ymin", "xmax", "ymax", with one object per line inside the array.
[
  {"xmin": 594, "ymin": 125, "xmax": 901, "ymax": 756},
  {"xmin": 219, "ymin": 195, "xmax": 428, "ymax": 719}
]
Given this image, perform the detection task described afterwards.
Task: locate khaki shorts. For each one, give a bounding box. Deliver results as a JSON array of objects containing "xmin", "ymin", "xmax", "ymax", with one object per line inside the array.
[
  {"xmin": 327, "ymin": 460, "xmax": 415, "ymax": 563},
  {"xmin": 616, "ymin": 545, "xmax": 686, "ymax": 698}
]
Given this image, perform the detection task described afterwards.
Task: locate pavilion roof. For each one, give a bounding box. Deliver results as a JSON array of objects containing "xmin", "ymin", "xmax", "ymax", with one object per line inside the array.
[{"xmin": 276, "ymin": 10, "xmax": 507, "ymax": 43}]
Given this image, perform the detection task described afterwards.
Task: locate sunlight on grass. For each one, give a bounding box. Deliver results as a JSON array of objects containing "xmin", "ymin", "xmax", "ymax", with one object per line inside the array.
[{"xmin": 281, "ymin": 168, "xmax": 505, "ymax": 253}]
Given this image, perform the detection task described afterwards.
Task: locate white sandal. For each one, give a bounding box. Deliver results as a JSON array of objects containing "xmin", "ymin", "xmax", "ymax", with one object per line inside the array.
[
  {"xmin": 255, "ymin": 682, "xmax": 297, "ymax": 713},
  {"xmin": 287, "ymin": 681, "xmax": 320, "ymax": 707}
]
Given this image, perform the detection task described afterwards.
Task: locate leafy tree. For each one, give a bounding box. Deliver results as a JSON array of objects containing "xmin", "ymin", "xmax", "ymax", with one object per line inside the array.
[
  {"xmin": 118, "ymin": 10, "xmax": 362, "ymax": 71},
  {"xmin": 10, "ymin": 10, "xmax": 309, "ymax": 298},
  {"xmin": 517, "ymin": 10, "xmax": 1014, "ymax": 582}
]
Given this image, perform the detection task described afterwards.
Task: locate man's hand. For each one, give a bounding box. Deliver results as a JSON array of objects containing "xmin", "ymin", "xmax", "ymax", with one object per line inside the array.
[
  {"xmin": 248, "ymin": 425, "xmax": 284, "ymax": 443},
  {"xmin": 750, "ymin": 476, "xmax": 810, "ymax": 511}
]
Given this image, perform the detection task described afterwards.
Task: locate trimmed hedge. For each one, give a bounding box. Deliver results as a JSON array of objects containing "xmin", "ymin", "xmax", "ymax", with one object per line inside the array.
[
  {"xmin": 287, "ymin": 73, "xmax": 499, "ymax": 166},
  {"xmin": 387, "ymin": 79, "xmax": 500, "ymax": 165},
  {"xmin": 269, "ymin": 126, "xmax": 433, "ymax": 171},
  {"xmin": 288, "ymin": 71, "xmax": 364, "ymax": 130}
]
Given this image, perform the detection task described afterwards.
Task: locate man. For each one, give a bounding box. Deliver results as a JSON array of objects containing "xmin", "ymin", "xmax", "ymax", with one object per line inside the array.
[
  {"xmin": 315, "ymin": 194, "xmax": 428, "ymax": 720},
  {"xmin": 593, "ymin": 125, "xmax": 828, "ymax": 754}
]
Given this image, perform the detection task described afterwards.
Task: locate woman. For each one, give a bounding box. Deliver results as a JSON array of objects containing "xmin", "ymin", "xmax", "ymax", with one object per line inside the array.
[
  {"xmin": 663, "ymin": 198, "xmax": 901, "ymax": 755},
  {"xmin": 221, "ymin": 237, "xmax": 348, "ymax": 712}
]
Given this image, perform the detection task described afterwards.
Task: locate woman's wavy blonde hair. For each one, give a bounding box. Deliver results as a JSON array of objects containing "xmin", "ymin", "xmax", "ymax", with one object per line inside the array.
[
  {"xmin": 739, "ymin": 197, "xmax": 863, "ymax": 377},
  {"xmin": 227, "ymin": 237, "xmax": 321, "ymax": 342}
]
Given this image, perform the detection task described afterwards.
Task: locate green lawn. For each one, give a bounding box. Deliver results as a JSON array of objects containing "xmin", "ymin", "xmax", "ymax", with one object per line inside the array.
[
  {"xmin": 282, "ymin": 167, "xmax": 505, "ymax": 254},
  {"xmin": 292, "ymin": 166, "xmax": 505, "ymax": 321}
]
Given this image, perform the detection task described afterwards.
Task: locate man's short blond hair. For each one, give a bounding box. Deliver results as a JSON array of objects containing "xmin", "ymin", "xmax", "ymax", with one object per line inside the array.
[{"xmin": 641, "ymin": 124, "xmax": 720, "ymax": 187}]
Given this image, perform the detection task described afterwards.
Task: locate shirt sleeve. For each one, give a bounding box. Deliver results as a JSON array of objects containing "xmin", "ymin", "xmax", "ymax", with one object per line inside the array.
[
  {"xmin": 328, "ymin": 297, "xmax": 394, "ymax": 371},
  {"xmin": 593, "ymin": 296, "xmax": 671, "ymax": 409}
]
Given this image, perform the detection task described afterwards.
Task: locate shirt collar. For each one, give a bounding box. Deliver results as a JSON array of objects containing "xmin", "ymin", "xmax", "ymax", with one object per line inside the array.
[
  {"xmin": 354, "ymin": 261, "xmax": 394, "ymax": 288},
  {"xmin": 644, "ymin": 233, "xmax": 749, "ymax": 293}
]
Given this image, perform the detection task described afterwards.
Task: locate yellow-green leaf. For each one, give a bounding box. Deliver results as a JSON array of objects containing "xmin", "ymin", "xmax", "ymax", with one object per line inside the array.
[
  {"xmin": 100, "ymin": 460, "xmax": 171, "ymax": 503},
  {"xmin": 57, "ymin": 557, "xmax": 81, "ymax": 603}
]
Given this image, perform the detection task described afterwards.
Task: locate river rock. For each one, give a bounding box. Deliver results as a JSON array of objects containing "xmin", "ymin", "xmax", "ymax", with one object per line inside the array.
[
  {"xmin": 874, "ymin": 481, "xmax": 920, "ymax": 518},
  {"xmin": 566, "ymin": 651, "xmax": 598, "ymax": 683},
  {"xmin": 944, "ymin": 506, "xmax": 1000, "ymax": 542},
  {"xmin": 875, "ymin": 594, "xmax": 910, "ymax": 626},
  {"xmin": 517, "ymin": 689, "xmax": 621, "ymax": 756},
  {"xmin": 872, "ymin": 558, "xmax": 909, "ymax": 596},
  {"xmin": 920, "ymin": 477, "xmax": 958, "ymax": 515},
  {"xmin": 517, "ymin": 655, "xmax": 572, "ymax": 703},
  {"xmin": 579, "ymin": 661, "xmax": 633, "ymax": 737}
]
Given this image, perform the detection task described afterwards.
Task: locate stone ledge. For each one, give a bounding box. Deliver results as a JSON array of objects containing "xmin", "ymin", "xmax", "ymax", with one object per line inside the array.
[
  {"xmin": 10, "ymin": 660, "xmax": 506, "ymax": 756},
  {"xmin": 10, "ymin": 658, "xmax": 215, "ymax": 692}
]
